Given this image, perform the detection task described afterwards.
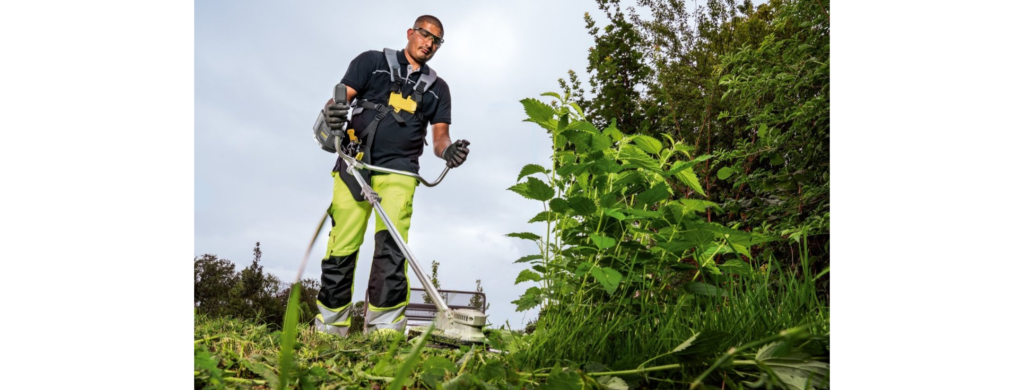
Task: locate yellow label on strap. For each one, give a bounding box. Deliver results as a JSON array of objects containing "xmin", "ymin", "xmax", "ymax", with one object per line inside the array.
[{"xmin": 388, "ymin": 92, "xmax": 417, "ymax": 114}]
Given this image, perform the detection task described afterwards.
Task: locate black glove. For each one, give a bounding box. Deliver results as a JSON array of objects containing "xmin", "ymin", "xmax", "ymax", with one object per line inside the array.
[
  {"xmin": 325, "ymin": 99, "xmax": 350, "ymax": 131},
  {"xmin": 443, "ymin": 139, "xmax": 471, "ymax": 168}
]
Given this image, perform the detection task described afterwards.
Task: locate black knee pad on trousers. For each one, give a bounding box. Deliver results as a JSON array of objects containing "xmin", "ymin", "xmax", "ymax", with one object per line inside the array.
[
  {"xmin": 367, "ymin": 231, "xmax": 409, "ymax": 308},
  {"xmin": 318, "ymin": 252, "xmax": 357, "ymax": 309}
]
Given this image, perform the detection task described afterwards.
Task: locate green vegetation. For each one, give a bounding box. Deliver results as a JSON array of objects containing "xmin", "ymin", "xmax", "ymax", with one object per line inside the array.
[{"xmin": 195, "ymin": 0, "xmax": 828, "ymax": 388}]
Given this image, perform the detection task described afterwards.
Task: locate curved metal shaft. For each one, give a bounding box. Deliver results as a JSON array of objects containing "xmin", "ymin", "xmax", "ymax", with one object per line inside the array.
[
  {"xmin": 333, "ymin": 139, "xmax": 452, "ymax": 316},
  {"xmin": 339, "ymin": 152, "xmax": 451, "ymax": 187},
  {"xmin": 344, "ymin": 157, "xmax": 452, "ymax": 315}
]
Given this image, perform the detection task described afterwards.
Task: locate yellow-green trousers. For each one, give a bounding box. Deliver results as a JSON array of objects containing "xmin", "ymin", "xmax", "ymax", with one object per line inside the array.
[{"xmin": 314, "ymin": 170, "xmax": 416, "ymax": 336}]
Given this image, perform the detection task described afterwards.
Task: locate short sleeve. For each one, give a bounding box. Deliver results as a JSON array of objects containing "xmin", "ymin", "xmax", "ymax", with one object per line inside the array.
[
  {"xmin": 430, "ymin": 79, "xmax": 452, "ymax": 125},
  {"xmin": 340, "ymin": 50, "xmax": 378, "ymax": 96}
]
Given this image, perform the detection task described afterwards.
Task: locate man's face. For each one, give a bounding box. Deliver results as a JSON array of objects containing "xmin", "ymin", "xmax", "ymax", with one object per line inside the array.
[{"xmin": 406, "ymin": 22, "xmax": 443, "ymax": 65}]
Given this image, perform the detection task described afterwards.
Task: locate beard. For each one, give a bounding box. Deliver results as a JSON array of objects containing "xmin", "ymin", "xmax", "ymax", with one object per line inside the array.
[{"xmin": 411, "ymin": 46, "xmax": 435, "ymax": 64}]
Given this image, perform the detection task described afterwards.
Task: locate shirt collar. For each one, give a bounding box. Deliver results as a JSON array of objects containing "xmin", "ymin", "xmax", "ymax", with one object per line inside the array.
[{"xmin": 396, "ymin": 49, "xmax": 430, "ymax": 75}]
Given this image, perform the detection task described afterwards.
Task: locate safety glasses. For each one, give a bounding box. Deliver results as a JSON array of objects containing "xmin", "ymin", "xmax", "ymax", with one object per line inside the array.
[{"xmin": 413, "ymin": 27, "xmax": 444, "ymax": 47}]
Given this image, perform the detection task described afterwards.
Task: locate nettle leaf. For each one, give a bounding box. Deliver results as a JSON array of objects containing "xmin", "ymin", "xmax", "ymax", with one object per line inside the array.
[
  {"xmin": 637, "ymin": 182, "xmax": 671, "ymax": 206},
  {"xmin": 632, "ymin": 135, "xmax": 663, "ymax": 154},
  {"xmin": 603, "ymin": 118, "xmax": 623, "ymax": 142},
  {"xmin": 589, "ymin": 132, "xmax": 613, "ymax": 151},
  {"xmin": 717, "ymin": 166, "xmax": 735, "ymax": 180},
  {"xmin": 620, "ymin": 147, "xmax": 663, "ymax": 171},
  {"xmin": 420, "ymin": 356, "xmax": 456, "ymax": 387},
  {"xmin": 622, "ymin": 207, "xmax": 663, "ymax": 219},
  {"xmin": 508, "ymin": 177, "xmax": 555, "ymax": 201},
  {"xmin": 680, "ymin": 199, "xmax": 721, "ymax": 214},
  {"xmin": 515, "ymin": 270, "xmax": 542, "ymax": 285},
  {"xmin": 720, "ymin": 259, "xmax": 752, "ymax": 275},
  {"xmin": 599, "ymin": 192, "xmax": 619, "ymax": 208},
  {"xmin": 518, "ymin": 164, "xmax": 549, "ymax": 181},
  {"xmin": 589, "ymin": 234, "xmax": 616, "ymax": 249},
  {"xmin": 663, "ymin": 202, "xmax": 686, "ymax": 224},
  {"xmin": 529, "ymin": 211, "xmax": 554, "ymax": 223},
  {"xmin": 542, "ymin": 366, "xmax": 583, "ymax": 390},
  {"xmin": 726, "ymin": 241, "xmax": 752, "ymax": 259},
  {"xmin": 568, "ymin": 196, "xmax": 598, "ymax": 215},
  {"xmin": 657, "ymin": 239, "xmax": 697, "ymax": 255},
  {"xmin": 513, "ymin": 287, "xmax": 542, "ymax": 312},
  {"xmin": 514, "ymin": 254, "xmax": 543, "ymax": 264},
  {"xmin": 593, "ymin": 156, "xmax": 623, "ymax": 174},
  {"xmin": 674, "ymin": 167, "xmax": 707, "ymax": 196},
  {"xmin": 563, "ymin": 130, "xmax": 611, "ymax": 152},
  {"xmin": 556, "ymin": 161, "xmax": 593, "ymax": 177},
  {"xmin": 756, "ymin": 342, "xmax": 830, "ymax": 390},
  {"xmin": 685, "ymin": 282, "xmax": 728, "ymax": 297},
  {"xmin": 758, "ymin": 123, "xmax": 768, "ymax": 138},
  {"xmin": 574, "ymin": 263, "xmax": 592, "ymax": 277},
  {"xmin": 556, "ymin": 114, "xmax": 569, "ymax": 132},
  {"xmin": 596, "ymin": 376, "xmax": 629, "ymax": 390},
  {"xmin": 520, "ymin": 98, "xmax": 556, "ymax": 123},
  {"xmin": 563, "ymin": 120, "xmax": 600, "ymax": 134},
  {"xmin": 540, "ymin": 91, "xmax": 562, "ymax": 103},
  {"xmin": 603, "ymin": 208, "xmax": 626, "ymax": 221},
  {"xmin": 569, "ymin": 102, "xmax": 585, "ymax": 118},
  {"xmin": 550, "ymin": 198, "xmax": 570, "ymax": 213},
  {"xmin": 506, "ymin": 232, "xmax": 541, "ymax": 241},
  {"xmin": 590, "ymin": 267, "xmax": 623, "ymax": 295},
  {"xmin": 665, "ymin": 155, "xmax": 714, "ymax": 176},
  {"xmin": 672, "ymin": 332, "xmax": 701, "ymax": 352}
]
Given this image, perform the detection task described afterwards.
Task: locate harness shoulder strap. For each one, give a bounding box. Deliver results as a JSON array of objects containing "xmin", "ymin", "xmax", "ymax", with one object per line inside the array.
[{"xmin": 382, "ymin": 48, "xmax": 401, "ymax": 85}]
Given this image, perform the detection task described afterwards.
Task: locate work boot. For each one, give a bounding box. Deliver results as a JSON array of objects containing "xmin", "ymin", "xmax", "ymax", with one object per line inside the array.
[{"xmin": 315, "ymin": 314, "xmax": 349, "ymax": 337}]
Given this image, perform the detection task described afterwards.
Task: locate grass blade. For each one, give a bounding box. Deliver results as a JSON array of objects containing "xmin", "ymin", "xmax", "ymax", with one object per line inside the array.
[{"xmin": 277, "ymin": 283, "xmax": 302, "ymax": 389}]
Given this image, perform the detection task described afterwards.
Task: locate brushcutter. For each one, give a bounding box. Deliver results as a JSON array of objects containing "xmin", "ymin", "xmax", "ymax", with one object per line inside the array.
[{"xmin": 305, "ymin": 84, "xmax": 488, "ymax": 346}]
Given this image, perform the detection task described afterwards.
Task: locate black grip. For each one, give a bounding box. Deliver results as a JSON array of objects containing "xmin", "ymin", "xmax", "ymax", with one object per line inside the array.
[
  {"xmin": 334, "ymin": 83, "xmax": 348, "ymax": 105},
  {"xmin": 330, "ymin": 83, "xmax": 349, "ymax": 136}
]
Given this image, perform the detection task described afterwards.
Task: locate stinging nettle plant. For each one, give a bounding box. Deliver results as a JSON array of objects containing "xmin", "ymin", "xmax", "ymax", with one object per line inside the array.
[{"xmin": 507, "ymin": 91, "xmax": 773, "ymax": 316}]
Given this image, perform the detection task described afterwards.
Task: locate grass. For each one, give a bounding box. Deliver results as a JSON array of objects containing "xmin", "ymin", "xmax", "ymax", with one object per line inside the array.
[
  {"xmin": 514, "ymin": 249, "xmax": 830, "ymax": 388},
  {"xmin": 194, "ymin": 250, "xmax": 829, "ymax": 389}
]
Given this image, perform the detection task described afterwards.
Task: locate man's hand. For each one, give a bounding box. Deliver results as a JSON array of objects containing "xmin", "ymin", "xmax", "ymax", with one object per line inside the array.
[
  {"xmin": 442, "ymin": 139, "xmax": 471, "ymax": 168},
  {"xmin": 325, "ymin": 98, "xmax": 350, "ymax": 131}
]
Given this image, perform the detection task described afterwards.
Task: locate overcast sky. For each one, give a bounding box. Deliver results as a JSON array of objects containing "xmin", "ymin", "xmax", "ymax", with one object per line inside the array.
[{"xmin": 195, "ymin": 0, "xmax": 763, "ymax": 329}]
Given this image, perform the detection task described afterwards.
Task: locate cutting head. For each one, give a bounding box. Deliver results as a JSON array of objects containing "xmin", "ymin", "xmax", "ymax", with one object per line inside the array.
[{"xmin": 409, "ymin": 308, "xmax": 488, "ymax": 346}]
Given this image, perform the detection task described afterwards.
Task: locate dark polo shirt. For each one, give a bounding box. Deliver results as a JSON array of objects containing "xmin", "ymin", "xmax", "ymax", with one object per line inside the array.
[{"xmin": 336, "ymin": 49, "xmax": 452, "ymax": 175}]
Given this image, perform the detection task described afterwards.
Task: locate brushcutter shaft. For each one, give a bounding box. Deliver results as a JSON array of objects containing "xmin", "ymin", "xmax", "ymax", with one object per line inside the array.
[
  {"xmin": 348, "ymin": 165, "xmax": 452, "ymax": 315},
  {"xmin": 334, "ymin": 148, "xmax": 453, "ymax": 316}
]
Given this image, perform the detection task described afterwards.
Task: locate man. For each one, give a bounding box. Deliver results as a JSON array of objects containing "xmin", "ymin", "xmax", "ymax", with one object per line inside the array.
[{"xmin": 315, "ymin": 15, "xmax": 470, "ymax": 336}]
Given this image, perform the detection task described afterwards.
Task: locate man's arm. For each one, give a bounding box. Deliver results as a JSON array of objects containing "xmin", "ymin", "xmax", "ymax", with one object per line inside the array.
[{"xmin": 431, "ymin": 123, "xmax": 452, "ymax": 158}]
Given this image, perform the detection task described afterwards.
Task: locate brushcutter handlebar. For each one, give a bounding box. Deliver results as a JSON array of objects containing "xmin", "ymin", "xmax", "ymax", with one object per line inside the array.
[{"xmin": 334, "ymin": 142, "xmax": 452, "ymax": 187}]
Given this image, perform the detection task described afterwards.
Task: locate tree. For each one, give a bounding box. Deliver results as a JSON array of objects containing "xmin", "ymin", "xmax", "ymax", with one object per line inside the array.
[
  {"xmin": 422, "ymin": 260, "xmax": 447, "ymax": 304},
  {"xmin": 194, "ymin": 254, "xmax": 238, "ymax": 317},
  {"xmin": 275, "ymin": 278, "xmax": 320, "ymax": 326},
  {"xmin": 228, "ymin": 242, "xmax": 283, "ymax": 325},
  {"xmin": 469, "ymin": 279, "xmax": 490, "ymax": 313},
  {"xmin": 350, "ymin": 301, "xmax": 365, "ymax": 333},
  {"xmin": 580, "ymin": 0, "xmax": 654, "ymax": 131}
]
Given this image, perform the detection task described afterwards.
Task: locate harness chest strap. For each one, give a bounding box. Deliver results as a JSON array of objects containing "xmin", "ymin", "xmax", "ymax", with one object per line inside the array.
[{"xmin": 349, "ymin": 48, "xmax": 440, "ymax": 161}]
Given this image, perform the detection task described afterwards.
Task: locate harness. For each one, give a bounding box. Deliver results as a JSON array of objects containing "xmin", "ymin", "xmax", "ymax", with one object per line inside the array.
[
  {"xmin": 351, "ymin": 48, "xmax": 438, "ymax": 165},
  {"xmin": 337, "ymin": 48, "xmax": 438, "ymax": 201}
]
